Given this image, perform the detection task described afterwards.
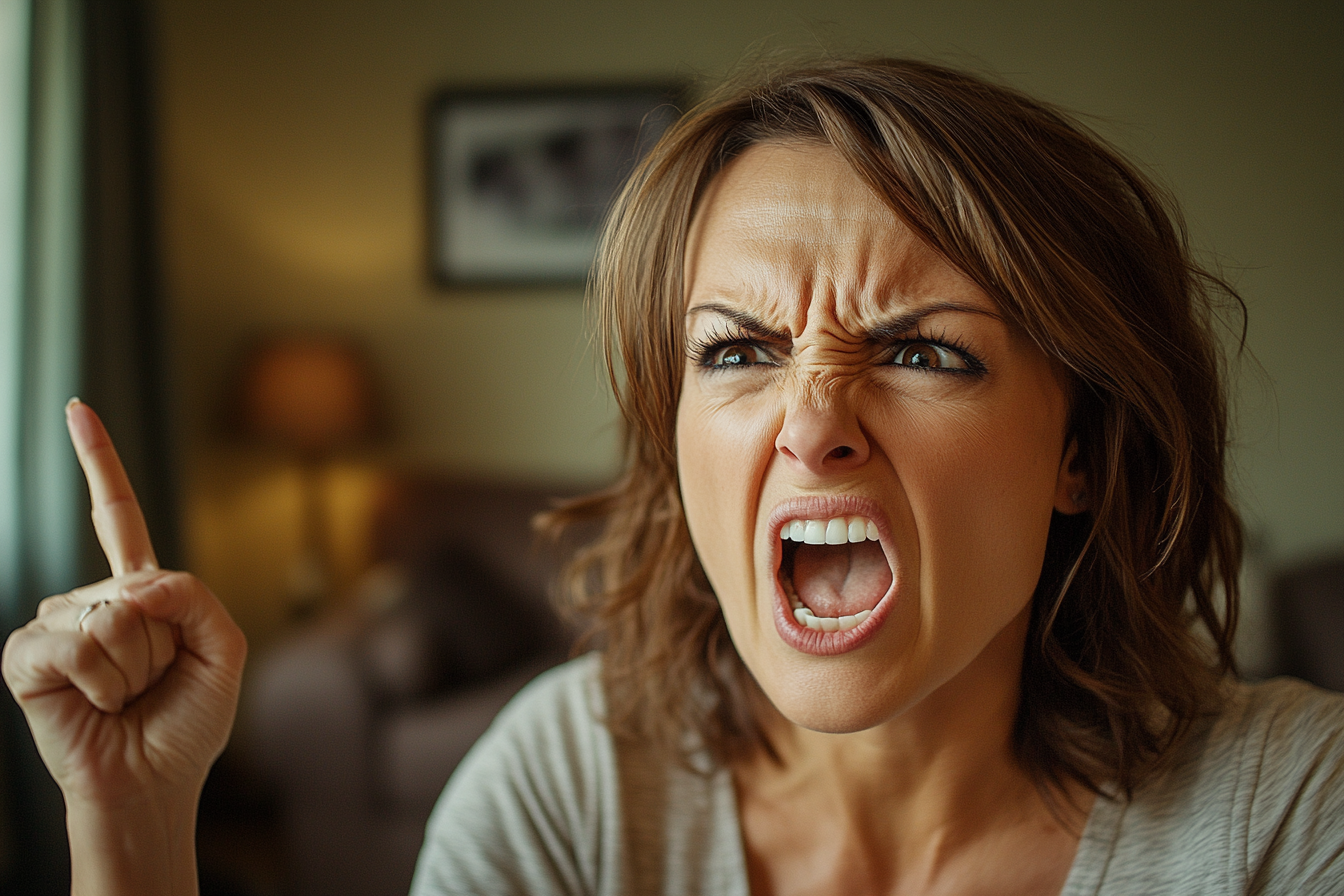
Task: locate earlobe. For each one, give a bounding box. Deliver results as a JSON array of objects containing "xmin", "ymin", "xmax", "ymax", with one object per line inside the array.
[{"xmin": 1053, "ymin": 438, "xmax": 1088, "ymax": 515}]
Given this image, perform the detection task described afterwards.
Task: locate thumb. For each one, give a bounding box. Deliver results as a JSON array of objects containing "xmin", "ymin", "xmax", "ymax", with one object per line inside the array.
[{"xmin": 121, "ymin": 572, "xmax": 247, "ymax": 676}]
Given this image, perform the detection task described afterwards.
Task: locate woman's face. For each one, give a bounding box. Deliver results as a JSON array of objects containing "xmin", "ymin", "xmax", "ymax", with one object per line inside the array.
[{"xmin": 676, "ymin": 143, "xmax": 1083, "ymax": 734}]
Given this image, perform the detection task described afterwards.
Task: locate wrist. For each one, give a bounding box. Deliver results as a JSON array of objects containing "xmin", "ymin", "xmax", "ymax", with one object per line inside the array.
[{"xmin": 65, "ymin": 785, "xmax": 201, "ymax": 896}]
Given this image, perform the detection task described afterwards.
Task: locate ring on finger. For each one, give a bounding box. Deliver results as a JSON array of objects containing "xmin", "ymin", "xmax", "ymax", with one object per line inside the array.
[{"xmin": 77, "ymin": 600, "xmax": 110, "ymax": 632}]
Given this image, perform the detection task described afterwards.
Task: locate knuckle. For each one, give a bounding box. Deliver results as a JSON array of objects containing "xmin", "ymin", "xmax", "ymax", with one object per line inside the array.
[
  {"xmin": 36, "ymin": 595, "xmax": 68, "ymax": 618},
  {"xmin": 138, "ymin": 569, "xmax": 192, "ymax": 599},
  {"xmin": 164, "ymin": 570, "xmax": 204, "ymax": 593}
]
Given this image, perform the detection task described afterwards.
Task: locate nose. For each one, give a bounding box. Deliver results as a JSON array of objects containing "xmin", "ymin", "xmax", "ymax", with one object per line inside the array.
[{"xmin": 774, "ymin": 389, "xmax": 870, "ymax": 474}]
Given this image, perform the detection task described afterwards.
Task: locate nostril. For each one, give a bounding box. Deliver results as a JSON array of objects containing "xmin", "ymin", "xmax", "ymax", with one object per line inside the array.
[{"xmin": 775, "ymin": 413, "xmax": 868, "ymax": 470}]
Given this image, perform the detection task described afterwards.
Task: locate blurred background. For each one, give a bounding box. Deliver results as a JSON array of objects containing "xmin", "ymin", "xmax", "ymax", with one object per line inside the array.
[{"xmin": 0, "ymin": 0, "xmax": 1339, "ymax": 893}]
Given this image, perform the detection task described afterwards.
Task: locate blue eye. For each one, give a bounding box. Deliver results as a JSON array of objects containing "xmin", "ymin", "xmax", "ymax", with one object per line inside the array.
[{"xmin": 891, "ymin": 342, "xmax": 970, "ymax": 370}]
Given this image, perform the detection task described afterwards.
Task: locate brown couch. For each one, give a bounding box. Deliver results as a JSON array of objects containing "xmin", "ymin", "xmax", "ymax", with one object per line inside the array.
[{"xmin": 244, "ymin": 476, "xmax": 581, "ymax": 896}]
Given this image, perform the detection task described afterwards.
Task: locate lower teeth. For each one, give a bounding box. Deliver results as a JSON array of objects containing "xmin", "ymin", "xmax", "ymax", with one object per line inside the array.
[
  {"xmin": 784, "ymin": 577, "xmax": 872, "ymax": 632},
  {"xmin": 784, "ymin": 542, "xmax": 876, "ymax": 634},
  {"xmin": 792, "ymin": 605, "xmax": 871, "ymax": 632}
]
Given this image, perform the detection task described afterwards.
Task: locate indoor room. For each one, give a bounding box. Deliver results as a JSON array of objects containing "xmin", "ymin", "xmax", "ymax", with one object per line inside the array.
[{"xmin": 1, "ymin": 1, "xmax": 1339, "ymax": 894}]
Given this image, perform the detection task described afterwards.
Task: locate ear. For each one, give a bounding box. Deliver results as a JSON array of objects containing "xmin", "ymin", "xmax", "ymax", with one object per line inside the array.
[{"xmin": 1053, "ymin": 437, "xmax": 1088, "ymax": 515}]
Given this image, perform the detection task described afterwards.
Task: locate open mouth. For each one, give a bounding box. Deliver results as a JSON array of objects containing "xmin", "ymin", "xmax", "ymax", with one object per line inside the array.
[{"xmin": 778, "ymin": 516, "xmax": 893, "ymax": 632}]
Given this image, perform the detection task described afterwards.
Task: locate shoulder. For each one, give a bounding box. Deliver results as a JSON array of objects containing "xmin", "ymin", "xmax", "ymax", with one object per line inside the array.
[
  {"xmin": 409, "ymin": 653, "xmax": 623, "ymax": 896},
  {"xmin": 478, "ymin": 650, "xmax": 608, "ymax": 756},
  {"xmin": 1194, "ymin": 678, "xmax": 1344, "ymax": 840},
  {"xmin": 1215, "ymin": 676, "xmax": 1344, "ymax": 749},
  {"xmin": 1079, "ymin": 678, "xmax": 1344, "ymax": 895},
  {"xmin": 1148, "ymin": 677, "xmax": 1343, "ymax": 814},
  {"xmin": 1211, "ymin": 679, "xmax": 1344, "ymax": 886},
  {"xmin": 433, "ymin": 651, "xmax": 612, "ymax": 812}
]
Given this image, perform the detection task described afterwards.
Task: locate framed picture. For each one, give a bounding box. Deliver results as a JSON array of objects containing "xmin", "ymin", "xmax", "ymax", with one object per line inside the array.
[{"xmin": 428, "ymin": 84, "xmax": 682, "ymax": 287}]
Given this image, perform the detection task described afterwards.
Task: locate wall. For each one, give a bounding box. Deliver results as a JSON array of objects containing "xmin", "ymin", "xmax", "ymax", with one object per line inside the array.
[{"xmin": 151, "ymin": 0, "xmax": 1343, "ymax": 647}]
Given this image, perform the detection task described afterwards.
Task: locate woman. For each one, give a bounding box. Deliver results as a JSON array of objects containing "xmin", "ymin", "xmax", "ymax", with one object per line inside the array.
[{"xmin": 4, "ymin": 58, "xmax": 1341, "ymax": 895}]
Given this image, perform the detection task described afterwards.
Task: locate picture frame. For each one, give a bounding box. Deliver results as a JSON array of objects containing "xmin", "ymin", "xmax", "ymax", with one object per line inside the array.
[{"xmin": 428, "ymin": 84, "xmax": 683, "ymax": 287}]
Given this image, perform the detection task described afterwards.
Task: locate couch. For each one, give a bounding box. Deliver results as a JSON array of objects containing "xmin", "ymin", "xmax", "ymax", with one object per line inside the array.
[{"xmin": 244, "ymin": 476, "xmax": 582, "ymax": 896}]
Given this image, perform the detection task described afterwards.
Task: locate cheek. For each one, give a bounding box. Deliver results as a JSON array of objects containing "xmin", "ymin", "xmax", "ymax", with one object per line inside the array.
[
  {"xmin": 675, "ymin": 386, "xmax": 780, "ymax": 601},
  {"xmin": 902, "ymin": 398, "xmax": 1064, "ymax": 627}
]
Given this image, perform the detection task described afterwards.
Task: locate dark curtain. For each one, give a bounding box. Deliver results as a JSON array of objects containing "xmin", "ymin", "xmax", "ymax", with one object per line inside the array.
[
  {"xmin": 0, "ymin": 1, "xmax": 174, "ymax": 892},
  {"xmin": 79, "ymin": 0, "xmax": 178, "ymax": 578}
]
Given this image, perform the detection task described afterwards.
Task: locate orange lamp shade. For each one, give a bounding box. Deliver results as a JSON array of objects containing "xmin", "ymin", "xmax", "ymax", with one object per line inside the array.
[{"xmin": 238, "ymin": 336, "xmax": 379, "ymax": 455}]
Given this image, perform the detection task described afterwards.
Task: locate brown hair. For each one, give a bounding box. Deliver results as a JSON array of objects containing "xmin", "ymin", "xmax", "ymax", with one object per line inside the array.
[{"xmin": 546, "ymin": 57, "xmax": 1244, "ymax": 799}]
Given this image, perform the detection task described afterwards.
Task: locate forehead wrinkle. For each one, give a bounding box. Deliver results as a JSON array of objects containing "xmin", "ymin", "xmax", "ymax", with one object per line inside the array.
[
  {"xmin": 797, "ymin": 212, "xmax": 957, "ymax": 339},
  {"xmin": 719, "ymin": 230, "xmax": 824, "ymax": 339},
  {"xmin": 722, "ymin": 256, "xmax": 810, "ymax": 339},
  {"xmin": 723, "ymin": 177, "xmax": 897, "ymax": 331},
  {"xmin": 685, "ymin": 142, "xmax": 997, "ymax": 347}
]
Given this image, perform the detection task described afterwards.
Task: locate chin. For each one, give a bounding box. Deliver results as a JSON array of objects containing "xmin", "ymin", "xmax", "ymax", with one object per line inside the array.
[{"xmin": 754, "ymin": 656, "xmax": 919, "ymax": 735}]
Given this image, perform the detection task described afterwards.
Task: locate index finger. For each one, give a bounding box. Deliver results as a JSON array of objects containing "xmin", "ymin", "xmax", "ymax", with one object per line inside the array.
[{"xmin": 66, "ymin": 399, "xmax": 158, "ymax": 576}]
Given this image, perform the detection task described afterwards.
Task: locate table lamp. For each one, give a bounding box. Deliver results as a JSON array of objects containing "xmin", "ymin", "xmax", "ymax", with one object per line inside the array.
[{"xmin": 236, "ymin": 334, "xmax": 381, "ymax": 616}]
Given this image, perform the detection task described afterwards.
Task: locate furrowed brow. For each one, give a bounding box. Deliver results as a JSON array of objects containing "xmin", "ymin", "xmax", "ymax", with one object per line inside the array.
[
  {"xmin": 867, "ymin": 302, "xmax": 1002, "ymax": 341},
  {"xmin": 685, "ymin": 302, "xmax": 791, "ymax": 342}
]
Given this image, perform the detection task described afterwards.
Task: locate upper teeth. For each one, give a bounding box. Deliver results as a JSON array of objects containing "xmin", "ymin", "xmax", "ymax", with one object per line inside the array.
[
  {"xmin": 781, "ymin": 516, "xmax": 882, "ymax": 633},
  {"xmin": 781, "ymin": 516, "xmax": 879, "ymax": 544}
]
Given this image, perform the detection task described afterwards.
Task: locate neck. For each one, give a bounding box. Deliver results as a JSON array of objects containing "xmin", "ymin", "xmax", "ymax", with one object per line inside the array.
[{"xmin": 734, "ymin": 605, "xmax": 1091, "ymax": 891}]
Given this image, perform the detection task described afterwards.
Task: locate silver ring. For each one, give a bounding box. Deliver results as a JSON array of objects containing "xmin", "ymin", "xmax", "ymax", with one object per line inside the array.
[{"xmin": 77, "ymin": 601, "xmax": 108, "ymax": 631}]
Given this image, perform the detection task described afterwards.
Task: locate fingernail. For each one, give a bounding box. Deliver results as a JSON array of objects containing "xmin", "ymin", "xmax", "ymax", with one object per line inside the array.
[{"xmin": 66, "ymin": 400, "xmax": 98, "ymax": 444}]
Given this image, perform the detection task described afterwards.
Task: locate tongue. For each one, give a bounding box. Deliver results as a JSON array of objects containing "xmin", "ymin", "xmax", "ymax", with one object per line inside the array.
[{"xmin": 792, "ymin": 540, "xmax": 892, "ymax": 618}]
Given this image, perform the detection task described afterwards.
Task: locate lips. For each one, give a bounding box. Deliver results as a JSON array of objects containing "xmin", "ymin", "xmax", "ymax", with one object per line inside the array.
[{"xmin": 767, "ymin": 498, "xmax": 898, "ymax": 655}]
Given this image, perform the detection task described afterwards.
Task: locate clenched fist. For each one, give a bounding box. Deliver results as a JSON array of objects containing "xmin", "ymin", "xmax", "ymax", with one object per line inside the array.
[{"xmin": 2, "ymin": 400, "xmax": 246, "ymax": 896}]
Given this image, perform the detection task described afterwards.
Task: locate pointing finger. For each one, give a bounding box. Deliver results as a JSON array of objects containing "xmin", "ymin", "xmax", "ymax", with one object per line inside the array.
[{"xmin": 66, "ymin": 399, "xmax": 158, "ymax": 577}]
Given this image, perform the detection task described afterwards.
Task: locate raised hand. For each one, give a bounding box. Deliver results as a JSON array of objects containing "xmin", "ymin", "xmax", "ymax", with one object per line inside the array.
[{"xmin": 1, "ymin": 400, "xmax": 246, "ymax": 896}]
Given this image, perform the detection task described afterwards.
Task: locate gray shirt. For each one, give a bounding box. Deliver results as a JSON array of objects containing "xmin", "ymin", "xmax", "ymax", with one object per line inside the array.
[{"xmin": 410, "ymin": 653, "xmax": 1344, "ymax": 895}]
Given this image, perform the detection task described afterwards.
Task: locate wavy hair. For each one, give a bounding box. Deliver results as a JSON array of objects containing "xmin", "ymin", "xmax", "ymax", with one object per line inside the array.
[{"xmin": 544, "ymin": 57, "xmax": 1244, "ymax": 799}]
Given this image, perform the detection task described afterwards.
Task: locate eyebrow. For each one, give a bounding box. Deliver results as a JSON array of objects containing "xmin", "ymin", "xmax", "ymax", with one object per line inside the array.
[
  {"xmin": 684, "ymin": 303, "xmax": 791, "ymax": 341},
  {"xmin": 684, "ymin": 300, "xmax": 1002, "ymax": 342}
]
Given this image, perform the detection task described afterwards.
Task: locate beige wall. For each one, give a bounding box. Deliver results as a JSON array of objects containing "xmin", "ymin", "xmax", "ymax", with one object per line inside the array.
[{"xmin": 153, "ymin": 0, "xmax": 1343, "ymax": 646}]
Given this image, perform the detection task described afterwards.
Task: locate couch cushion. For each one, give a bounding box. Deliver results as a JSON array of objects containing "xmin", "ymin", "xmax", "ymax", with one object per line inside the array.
[{"xmin": 358, "ymin": 545, "xmax": 562, "ymax": 703}]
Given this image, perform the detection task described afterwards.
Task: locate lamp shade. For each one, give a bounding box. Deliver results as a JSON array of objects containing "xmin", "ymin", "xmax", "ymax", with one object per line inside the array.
[{"xmin": 237, "ymin": 335, "xmax": 380, "ymax": 455}]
